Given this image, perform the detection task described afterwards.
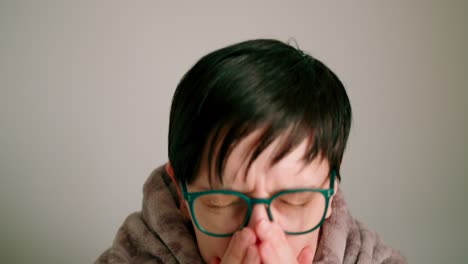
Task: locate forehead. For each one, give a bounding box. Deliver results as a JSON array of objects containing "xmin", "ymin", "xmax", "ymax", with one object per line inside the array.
[{"xmin": 192, "ymin": 129, "xmax": 330, "ymax": 193}]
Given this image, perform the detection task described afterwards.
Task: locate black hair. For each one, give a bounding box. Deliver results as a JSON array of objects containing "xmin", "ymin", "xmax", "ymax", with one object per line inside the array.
[{"xmin": 168, "ymin": 39, "xmax": 352, "ymax": 184}]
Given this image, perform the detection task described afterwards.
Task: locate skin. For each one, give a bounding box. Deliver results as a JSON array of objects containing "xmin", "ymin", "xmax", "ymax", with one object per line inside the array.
[{"xmin": 168, "ymin": 130, "xmax": 338, "ymax": 263}]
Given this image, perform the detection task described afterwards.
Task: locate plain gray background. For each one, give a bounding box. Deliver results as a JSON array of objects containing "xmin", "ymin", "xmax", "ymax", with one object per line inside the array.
[{"xmin": 1, "ymin": 1, "xmax": 467, "ymax": 263}]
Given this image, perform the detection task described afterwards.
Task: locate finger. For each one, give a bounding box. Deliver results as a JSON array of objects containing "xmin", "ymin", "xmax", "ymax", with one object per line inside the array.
[
  {"xmin": 297, "ymin": 246, "xmax": 314, "ymax": 264},
  {"xmin": 221, "ymin": 228, "xmax": 256, "ymax": 263},
  {"xmin": 258, "ymin": 241, "xmax": 277, "ymax": 264},
  {"xmin": 243, "ymin": 244, "xmax": 261, "ymax": 264},
  {"xmin": 256, "ymin": 219, "xmax": 280, "ymax": 242},
  {"xmin": 256, "ymin": 220, "xmax": 296, "ymax": 263}
]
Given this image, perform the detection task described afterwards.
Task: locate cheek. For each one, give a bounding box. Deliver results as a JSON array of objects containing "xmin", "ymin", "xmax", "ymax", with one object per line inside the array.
[
  {"xmin": 286, "ymin": 229, "xmax": 320, "ymax": 257},
  {"xmin": 193, "ymin": 227, "xmax": 231, "ymax": 262}
]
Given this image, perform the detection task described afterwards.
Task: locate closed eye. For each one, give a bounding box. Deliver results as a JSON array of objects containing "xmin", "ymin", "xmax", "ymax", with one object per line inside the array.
[
  {"xmin": 199, "ymin": 195, "xmax": 243, "ymax": 208},
  {"xmin": 279, "ymin": 199, "xmax": 309, "ymax": 206}
]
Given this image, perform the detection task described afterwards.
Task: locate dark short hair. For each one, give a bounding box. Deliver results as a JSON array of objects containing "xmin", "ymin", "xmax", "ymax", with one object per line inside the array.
[{"xmin": 168, "ymin": 39, "xmax": 352, "ymax": 184}]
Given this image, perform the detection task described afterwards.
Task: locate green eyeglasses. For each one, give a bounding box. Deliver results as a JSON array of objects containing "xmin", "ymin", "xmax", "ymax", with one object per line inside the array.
[{"xmin": 181, "ymin": 170, "xmax": 335, "ymax": 237}]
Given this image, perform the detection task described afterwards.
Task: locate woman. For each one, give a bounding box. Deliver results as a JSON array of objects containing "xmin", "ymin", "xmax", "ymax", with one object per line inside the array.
[{"xmin": 96, "ymin": 39, "xmax": 406, "ymax": 263}]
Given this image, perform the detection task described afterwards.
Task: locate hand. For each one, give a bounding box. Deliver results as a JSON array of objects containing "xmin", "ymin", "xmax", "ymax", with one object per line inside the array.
[
  {"xmin": 255, "ymin": 220, "xmax": 314, "ymax": 264},
  {"xmin": 209, "ymin": 227, "xmax": 260, "ymax": 264}
]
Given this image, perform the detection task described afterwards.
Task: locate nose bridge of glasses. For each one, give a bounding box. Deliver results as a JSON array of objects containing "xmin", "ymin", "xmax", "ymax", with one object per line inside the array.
[
  {"xmin": 246, "ymin": 197, "xmax": 273, "ymax": 226},
  {"xmin": 250, "ymin": 197, "xmax": 271, "ymax": 206}
]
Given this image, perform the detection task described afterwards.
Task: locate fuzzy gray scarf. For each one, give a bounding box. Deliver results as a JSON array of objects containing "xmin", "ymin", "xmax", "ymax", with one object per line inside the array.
[{"xmin": 96, "ymin": 165, "xmax": 406, "ymax": 264}]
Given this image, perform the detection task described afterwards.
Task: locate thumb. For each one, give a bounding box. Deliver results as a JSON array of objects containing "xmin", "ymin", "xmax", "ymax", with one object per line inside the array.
[{"xmin": 297, "ymin": 246, "xmax": 314, "ymax": 264}]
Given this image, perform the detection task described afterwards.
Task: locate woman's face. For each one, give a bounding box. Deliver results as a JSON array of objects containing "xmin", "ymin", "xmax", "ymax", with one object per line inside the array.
[{"xmin": 184, "ymin": 131, "xmax": 336, "ymax": 263}]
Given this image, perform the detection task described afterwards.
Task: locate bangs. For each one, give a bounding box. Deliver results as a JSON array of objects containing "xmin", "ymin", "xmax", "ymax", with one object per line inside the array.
[{"xmin": 206, "ymin": 115, "xmax": 332, "ymax": 185}]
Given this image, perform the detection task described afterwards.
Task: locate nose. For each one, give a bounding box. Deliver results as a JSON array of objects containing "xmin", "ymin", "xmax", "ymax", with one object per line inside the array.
[{"xmin": 247, "ymin": 202, "xmax": 271, "ymax": 229}]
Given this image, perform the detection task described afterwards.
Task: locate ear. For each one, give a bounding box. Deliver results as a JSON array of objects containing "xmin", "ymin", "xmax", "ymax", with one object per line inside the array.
[
  {"xmin": 325, "ymin": 176, "xmax": 339, "ymax": 219},
  {"xmin": 165, "ymin": 162, "xmax": 191, "ymax": 219}
]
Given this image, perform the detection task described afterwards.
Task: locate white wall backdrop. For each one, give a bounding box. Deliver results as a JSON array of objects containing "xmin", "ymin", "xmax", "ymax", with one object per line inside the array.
[{"xmin": 1, "ymin": 1, "xmax": 466, "ymax": 263}]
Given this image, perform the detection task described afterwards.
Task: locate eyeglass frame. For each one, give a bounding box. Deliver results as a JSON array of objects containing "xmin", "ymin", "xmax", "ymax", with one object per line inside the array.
[{"xmin": 180, "ymin": 170, "xmax": 336, "ymax": 237}]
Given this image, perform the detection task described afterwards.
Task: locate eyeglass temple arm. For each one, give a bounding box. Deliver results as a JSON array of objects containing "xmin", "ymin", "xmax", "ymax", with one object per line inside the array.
[
  {"xmin": 180, "ymin": 181, "xmax": 189, "ymax": 200},
  {"xmin": 330, "ymin": 170, "xmax": 336, "ymax": 195}
]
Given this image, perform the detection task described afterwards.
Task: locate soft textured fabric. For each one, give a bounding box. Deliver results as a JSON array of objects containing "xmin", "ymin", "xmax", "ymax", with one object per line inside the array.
[{"xmin": 96, "ymin": 165, "xmax": 406, "ymax": 264}]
